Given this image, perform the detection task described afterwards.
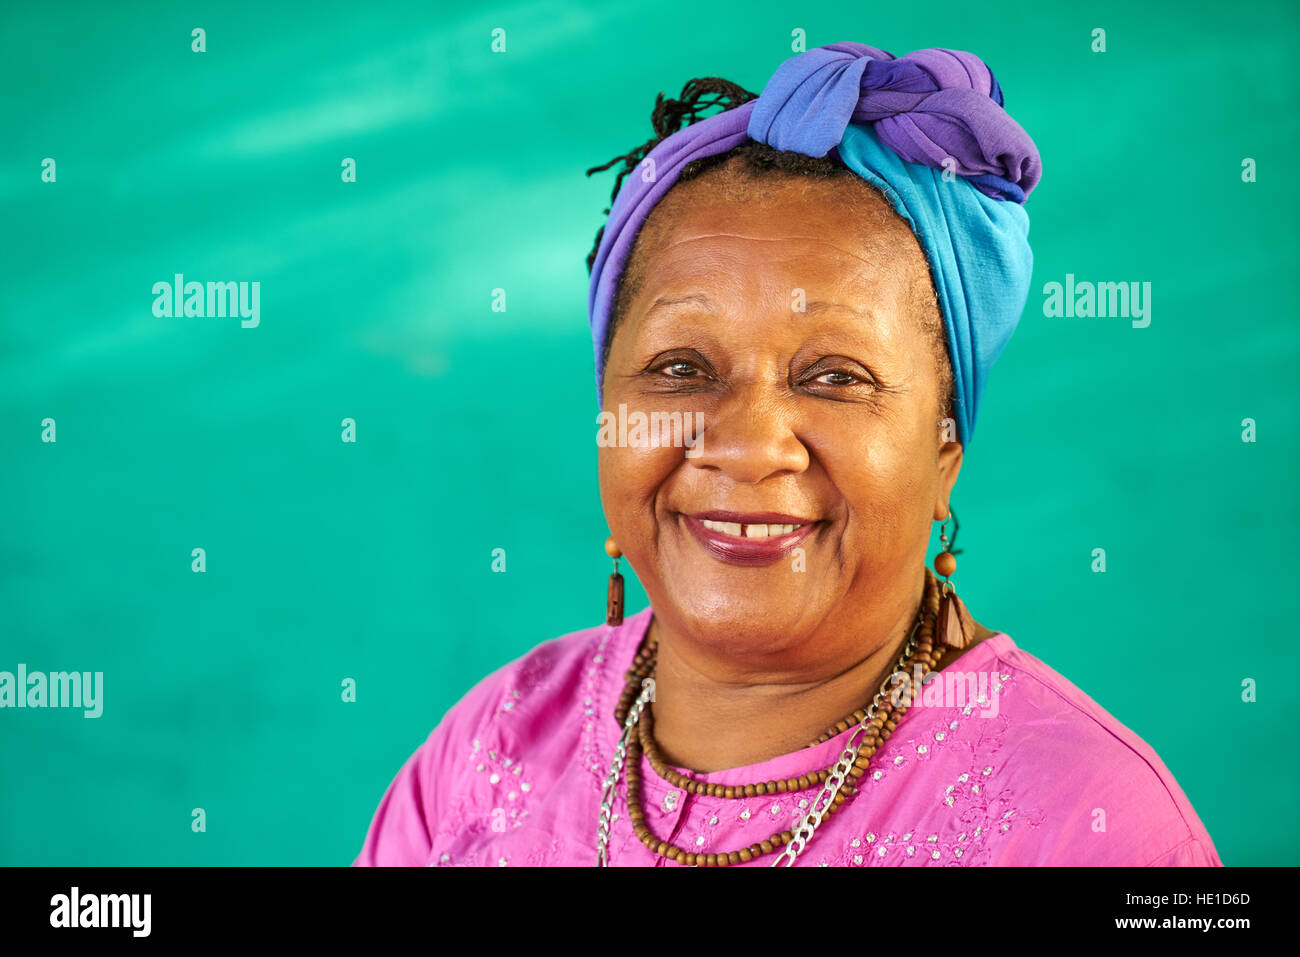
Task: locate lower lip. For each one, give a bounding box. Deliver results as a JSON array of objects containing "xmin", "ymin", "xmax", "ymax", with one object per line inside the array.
[{"xmin": 681, "ymin": 515, "xmax": 817, "ymax": 567}]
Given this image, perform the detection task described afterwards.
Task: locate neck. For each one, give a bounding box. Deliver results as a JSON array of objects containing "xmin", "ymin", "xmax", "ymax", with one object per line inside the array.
[{"xmin": 642, "ymin": 582, "xmax": 924, "ymax": 773}]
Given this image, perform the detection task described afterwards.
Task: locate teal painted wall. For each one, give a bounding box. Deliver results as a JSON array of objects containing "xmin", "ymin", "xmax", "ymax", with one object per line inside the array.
[{"xmin": 2, "ymin": 0, "xmax": 1296, "ymax": 864}]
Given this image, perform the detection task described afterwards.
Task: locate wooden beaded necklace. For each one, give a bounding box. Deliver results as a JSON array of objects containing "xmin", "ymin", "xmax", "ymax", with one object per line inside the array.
[{"xmin": 606, "ymin": 568, "xmax": 951, "ymax": 866}]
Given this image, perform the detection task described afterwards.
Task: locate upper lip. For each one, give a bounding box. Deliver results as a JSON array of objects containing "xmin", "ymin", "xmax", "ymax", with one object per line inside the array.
[{"xmin": 689, "ymin": 510, "xmax": 817, "ymax": 525}]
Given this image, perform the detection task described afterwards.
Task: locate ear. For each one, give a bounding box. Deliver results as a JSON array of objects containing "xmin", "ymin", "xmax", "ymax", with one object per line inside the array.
[{"xmin": 934, "ymin": 439, "xmax": 963, "ymax": 521}]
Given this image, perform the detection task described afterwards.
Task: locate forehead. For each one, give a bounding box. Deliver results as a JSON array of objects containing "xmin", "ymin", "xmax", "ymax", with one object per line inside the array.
[
  {"xmin": 613, "ymin": 178, "xmax": 935, "ymax": 365},
  {"xmin": 626, "ymin": 173, "xmax": 919, "ymax": 297}
]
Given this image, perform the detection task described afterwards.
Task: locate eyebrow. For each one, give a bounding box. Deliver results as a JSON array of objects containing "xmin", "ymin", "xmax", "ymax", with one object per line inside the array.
[
  {"xmin": 805, "ymin": 300, "xmax": 874, "ymax": 321},
  {"xmin": 645, "ymin": 293, "xmax": 715, "ymax": 316}
]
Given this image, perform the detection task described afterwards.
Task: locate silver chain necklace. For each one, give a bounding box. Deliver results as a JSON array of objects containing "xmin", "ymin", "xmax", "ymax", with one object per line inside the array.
[{"xmin": 596, "ymin": 622, "xmax": 921, "ymax": 867}]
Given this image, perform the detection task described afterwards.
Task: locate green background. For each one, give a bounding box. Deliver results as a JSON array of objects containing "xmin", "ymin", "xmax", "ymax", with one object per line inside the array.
[{"xmin": 2, "ymin": 0, "xmax": 1296, "ymax": 865}]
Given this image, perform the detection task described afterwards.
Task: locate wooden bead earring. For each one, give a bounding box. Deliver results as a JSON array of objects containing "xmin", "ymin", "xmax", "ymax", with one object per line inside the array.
[
  {"xmin": 605, "ymin": 536, "xmax": 624, "ymax": 627},
  {"xmin": 934, "ymin": 510, "xmax": 969, "ymax": 650}
]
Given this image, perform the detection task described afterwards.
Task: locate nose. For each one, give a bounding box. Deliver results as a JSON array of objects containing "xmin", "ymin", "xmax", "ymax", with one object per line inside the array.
[{"xmin": 687, "ymin": 390, "xmax": 809, "ymax": 484}]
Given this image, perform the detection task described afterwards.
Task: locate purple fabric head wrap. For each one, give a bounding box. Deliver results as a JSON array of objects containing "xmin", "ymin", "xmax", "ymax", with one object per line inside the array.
[{"xmin": 587, "ymin": 41, "xmax": 1041, "ymax": 445}]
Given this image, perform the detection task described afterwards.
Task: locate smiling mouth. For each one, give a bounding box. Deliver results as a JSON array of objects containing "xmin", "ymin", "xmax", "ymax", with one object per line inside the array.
[
  {"xmin": 698, "ymin": 519, "xmax": 805, "ymax": 539},
  {"xmin": 681, "ymin": 512, "xmax": 818, "ymax": 566}
]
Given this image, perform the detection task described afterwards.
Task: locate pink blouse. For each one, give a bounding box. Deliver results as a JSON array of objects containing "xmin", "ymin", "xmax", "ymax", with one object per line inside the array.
[{"xmin": 353, "ymin": 606, "xmax": 1222, "ymax": 866}]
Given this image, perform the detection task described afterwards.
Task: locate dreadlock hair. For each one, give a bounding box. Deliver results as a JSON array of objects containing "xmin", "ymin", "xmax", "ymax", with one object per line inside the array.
[{"xmin": 584, "ymin": 77, "xmax": 955, "ymax": 427}]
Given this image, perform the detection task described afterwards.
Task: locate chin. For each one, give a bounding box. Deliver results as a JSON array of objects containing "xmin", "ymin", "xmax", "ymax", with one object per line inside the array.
[{"xmin": 654, "ymin": 584, "xmax": 818, "ymax": 656}]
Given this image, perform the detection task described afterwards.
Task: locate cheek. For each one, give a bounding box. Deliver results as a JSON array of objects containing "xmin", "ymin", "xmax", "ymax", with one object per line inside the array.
[
  {"xmin": 598, "ymin": 444, "xmax": 681, "ymax": 528},
  {"xmin": 805, "ymin": 413, "xmax": 936, "ymax": 536}
]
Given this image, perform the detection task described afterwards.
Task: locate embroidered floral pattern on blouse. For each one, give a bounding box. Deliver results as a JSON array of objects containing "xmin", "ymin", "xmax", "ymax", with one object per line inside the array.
[
  {"xmin": 495, "ymin": 636, "xmax": 567, "ymax": 720},
  {"xmin": 677, "ymin": 791, "xmax": 822, "ymax": 856},
  {"xmin": 829, "ymin": 670, "xmax": 1047, "ymax": 866},
  {"xmin": 469, "ymin": 739, "xmax": 533, "ymax": 829},
  {"xmin": 580, "ymin": 624, "xmax": 619, "ymax": 785},
  {"xmin": 432, "ymin": 737, "xmax": 539, "ymax": 865}
]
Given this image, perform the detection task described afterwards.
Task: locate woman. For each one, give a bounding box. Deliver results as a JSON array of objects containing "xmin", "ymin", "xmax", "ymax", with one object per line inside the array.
[{"xmin": 354, "ymin": 41, "xmax": 1221, "ymax": 866}]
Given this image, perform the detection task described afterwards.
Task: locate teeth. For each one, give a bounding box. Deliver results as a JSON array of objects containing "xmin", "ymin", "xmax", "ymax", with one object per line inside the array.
[{"xmin": 700, "ymin": 519, "xmax": 802, "ymax": 539}]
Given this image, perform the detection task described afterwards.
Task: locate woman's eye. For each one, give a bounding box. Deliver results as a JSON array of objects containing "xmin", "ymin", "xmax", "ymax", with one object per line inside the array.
[
  {"xmin": 816, "ymin": 370, "xmax": 860, "ymax": 386},
  {"xmin": 660, "ymin": 361, "xmax": 699, "ymax": 378}
]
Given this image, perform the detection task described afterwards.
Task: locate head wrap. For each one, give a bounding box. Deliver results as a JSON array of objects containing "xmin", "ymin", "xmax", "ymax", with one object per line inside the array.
[{"xmin": 587, "ymin": 41, "xmax": 1041, "ymax": 446}]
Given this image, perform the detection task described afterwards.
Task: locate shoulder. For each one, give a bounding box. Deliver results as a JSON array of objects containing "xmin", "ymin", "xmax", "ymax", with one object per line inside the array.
[
  {"xmin": 431, "ymin": 611, "xmax": 638, "ymax": 751},
  {"xmin": 962, "ymin": 634, "xmax": 1222, "ymax": 866},
  {"xmin": 412, "ymin": 607, "xmax": 653, "ymax": 778},
  {"xmin": 353, "ymin": 611, "xmax": 644, "ymax": 866}
]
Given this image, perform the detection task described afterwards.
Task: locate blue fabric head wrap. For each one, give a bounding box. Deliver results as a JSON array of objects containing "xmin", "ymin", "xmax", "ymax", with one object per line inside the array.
[{"xmin": 588, "ymin": 41, "xmax": 1040, "ymax": 446}]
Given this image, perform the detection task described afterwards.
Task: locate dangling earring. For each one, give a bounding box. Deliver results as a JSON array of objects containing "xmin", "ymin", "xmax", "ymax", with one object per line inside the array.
[
  {"xmin": 934, "ymin": 510, "xmax": 969, "ymax": 650},
  {"xmin": 605, "ymin": 536, "xmax": 624, "ymax": 627}
]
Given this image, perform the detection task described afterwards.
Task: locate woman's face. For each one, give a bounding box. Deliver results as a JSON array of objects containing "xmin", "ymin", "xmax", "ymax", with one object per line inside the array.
[{"xmin": 598, "ymin": 171, "xmax": 963, "ymax": 666}]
